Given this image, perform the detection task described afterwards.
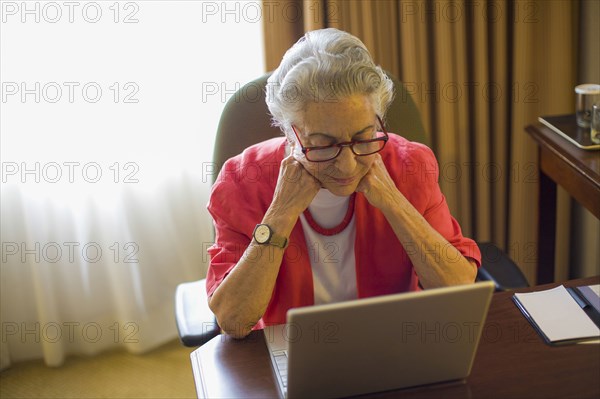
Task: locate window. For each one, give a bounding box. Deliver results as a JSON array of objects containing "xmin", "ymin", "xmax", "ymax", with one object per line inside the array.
[{"xmin": 0, "ymin": 0, "xmax": 265, "ymax": 366}]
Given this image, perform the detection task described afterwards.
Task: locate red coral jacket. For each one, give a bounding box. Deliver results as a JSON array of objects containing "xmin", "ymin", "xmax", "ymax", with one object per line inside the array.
[{"xmin": 206, "ymin": 134, "xmax": 481, "ymax": 328}]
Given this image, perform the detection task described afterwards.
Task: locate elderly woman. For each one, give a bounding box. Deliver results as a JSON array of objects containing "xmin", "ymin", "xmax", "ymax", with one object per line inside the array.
[{"xmin": 207, "ymin": 28, "xmax": 481, "ymax": 338}]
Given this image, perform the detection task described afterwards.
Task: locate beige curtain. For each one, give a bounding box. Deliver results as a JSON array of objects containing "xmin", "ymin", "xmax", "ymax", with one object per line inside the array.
[{"xmin": 262, "ymin": 0, "xmax": 578, "ymax": 284}]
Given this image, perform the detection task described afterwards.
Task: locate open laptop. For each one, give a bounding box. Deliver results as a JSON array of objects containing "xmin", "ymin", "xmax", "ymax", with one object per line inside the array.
[{"xmin": 264, "ymin": 281, "xmax": 495, "ymax": 398}]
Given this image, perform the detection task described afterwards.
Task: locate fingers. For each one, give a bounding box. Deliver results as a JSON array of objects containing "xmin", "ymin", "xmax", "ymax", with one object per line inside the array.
[
  {"xmin": 356, "ymin": 180, "xmax": 368, "ymax": 195},
  {"xmin": 280, "ymin": 153, "xmax": 320, "ymax": 189},
  {"xmin": 356, "ymin": 166, "xmax": 373, "ymax": 195},
  {"xmin": 370, "ymin": 155, "xmax": 390, "ymax": 181},
  {"xmin": 356, "ymin": 155, "xmax": 390, "ymax": 205},
  {"xmin": 290, "ymin": 144, "xmax": 305, "ymax": 162},
  {"xmin": 282, "ymin": 142, "xmax": 304, "ymax": 165},
  {"xmin": 273, "ymin": 153, "xmax": 321, "ymax": 215},
  {"xmin": 371, "ymin": 153, "xmax": 385, "ymax": 171}
]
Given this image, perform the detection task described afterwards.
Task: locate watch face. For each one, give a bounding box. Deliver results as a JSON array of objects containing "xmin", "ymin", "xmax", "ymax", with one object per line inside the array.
[{"xmin": 254, "ymin": 224, "xmax": 270, "ymax": 244}]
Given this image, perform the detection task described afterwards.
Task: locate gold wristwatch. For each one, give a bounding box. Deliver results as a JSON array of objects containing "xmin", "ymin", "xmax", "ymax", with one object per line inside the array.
[{"xmin": 253, "ymin": 224, "xmax": 288, "ymax": 249}]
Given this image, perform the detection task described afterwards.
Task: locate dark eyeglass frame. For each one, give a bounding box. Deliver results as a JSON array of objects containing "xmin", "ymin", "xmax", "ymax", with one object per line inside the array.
[{"xmin": 291, "ymin": 115, "xmax": 389, "ymax": 163}]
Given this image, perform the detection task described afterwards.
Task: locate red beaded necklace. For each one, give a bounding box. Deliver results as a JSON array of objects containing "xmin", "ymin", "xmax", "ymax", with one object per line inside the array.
[{"xmin": 302, "ymin": 193, "xmax": 356, "ymax": 236}]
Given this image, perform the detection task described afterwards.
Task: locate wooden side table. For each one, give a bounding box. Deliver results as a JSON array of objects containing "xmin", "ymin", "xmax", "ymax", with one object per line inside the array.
[{"xmin": 525, "ymin": 123, "xmax": 600, "ymax": 284}]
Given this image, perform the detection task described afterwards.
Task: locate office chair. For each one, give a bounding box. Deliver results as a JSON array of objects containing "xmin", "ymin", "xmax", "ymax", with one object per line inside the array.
[{"xmin": 175, "ymin": 72, "xmax": 529, "ymax": 347}]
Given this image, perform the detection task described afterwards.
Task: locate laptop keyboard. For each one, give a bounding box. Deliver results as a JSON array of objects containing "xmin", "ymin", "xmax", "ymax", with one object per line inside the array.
[{"xmin": 273, "ymin": 350, "xmax": 288, "ymax": 388}]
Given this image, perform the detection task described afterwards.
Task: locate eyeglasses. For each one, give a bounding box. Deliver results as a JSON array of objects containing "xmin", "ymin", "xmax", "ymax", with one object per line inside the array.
[{"xmin": 291, "ymin": 115, "xmax": 389, "ymax": 162}]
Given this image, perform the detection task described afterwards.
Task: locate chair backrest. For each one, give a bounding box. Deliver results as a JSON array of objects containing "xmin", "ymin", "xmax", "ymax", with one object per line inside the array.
[{"xmin": 212, "ymin": 71, "xmax": 428, "ymax": 180}]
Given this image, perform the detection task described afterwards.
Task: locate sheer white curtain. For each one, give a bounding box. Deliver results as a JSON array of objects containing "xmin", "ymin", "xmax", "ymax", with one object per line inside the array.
[{"xmin": 0, "ymin": 1, "xmax": 265, "ymax": 368}]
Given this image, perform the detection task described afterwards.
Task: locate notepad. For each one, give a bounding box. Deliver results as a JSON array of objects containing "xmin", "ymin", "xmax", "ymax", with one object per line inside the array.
[{"xmin": 513, "ymin": 285, "xmax": 600, "ymax": 344}]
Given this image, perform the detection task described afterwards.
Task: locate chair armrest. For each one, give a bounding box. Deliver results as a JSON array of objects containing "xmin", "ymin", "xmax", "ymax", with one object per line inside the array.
[
  {"xmin": 476, "ymin": 241, "xmax": 529, "ymax": 291},
  {"xmin": 174, "ymin": 279, "xmax": 220, "ymax": 347}
]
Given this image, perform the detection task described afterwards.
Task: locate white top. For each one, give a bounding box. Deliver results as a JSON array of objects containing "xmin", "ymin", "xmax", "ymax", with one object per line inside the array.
[{"xmin": 299, "ymin": 189, "xmax": 357, "ymax": 305}]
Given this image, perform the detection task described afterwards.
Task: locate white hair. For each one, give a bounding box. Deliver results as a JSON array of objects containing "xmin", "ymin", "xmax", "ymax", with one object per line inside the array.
[{"xmin": 266, "ymin": 28, "xmax": 395, "ymax": 137}]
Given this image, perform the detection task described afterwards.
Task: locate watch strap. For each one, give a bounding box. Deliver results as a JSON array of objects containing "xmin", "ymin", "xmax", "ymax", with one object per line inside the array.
[{"xmin": 268, "ymin": 233, "xmax": 288, "ymax": 249}]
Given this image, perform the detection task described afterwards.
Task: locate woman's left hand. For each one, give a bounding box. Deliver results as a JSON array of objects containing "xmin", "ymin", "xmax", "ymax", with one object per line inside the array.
[{"xmin": 356, "ymin": 154, "xmax": 402, "ymax": 212}]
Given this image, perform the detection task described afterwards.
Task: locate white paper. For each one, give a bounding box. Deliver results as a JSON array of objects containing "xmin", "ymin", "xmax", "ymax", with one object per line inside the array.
[{"xmin": 514, "ymin": 285, "xmax": 600, "ymax": 342}]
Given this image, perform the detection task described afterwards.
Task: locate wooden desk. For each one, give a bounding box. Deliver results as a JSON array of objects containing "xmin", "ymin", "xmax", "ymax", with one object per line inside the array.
[
  {"xmin": 190, "ymin": 276, "xmax": 600, "ymax": 399},
  {"xmin": 526, "ymin": 123, "xmax": 600, "ymax": 284}
]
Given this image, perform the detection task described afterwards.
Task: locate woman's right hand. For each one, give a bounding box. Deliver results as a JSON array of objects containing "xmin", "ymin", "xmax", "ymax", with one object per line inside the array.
[{"xmin": 269, "ymin": 151, "xmax": 321, "ymax": 222}]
